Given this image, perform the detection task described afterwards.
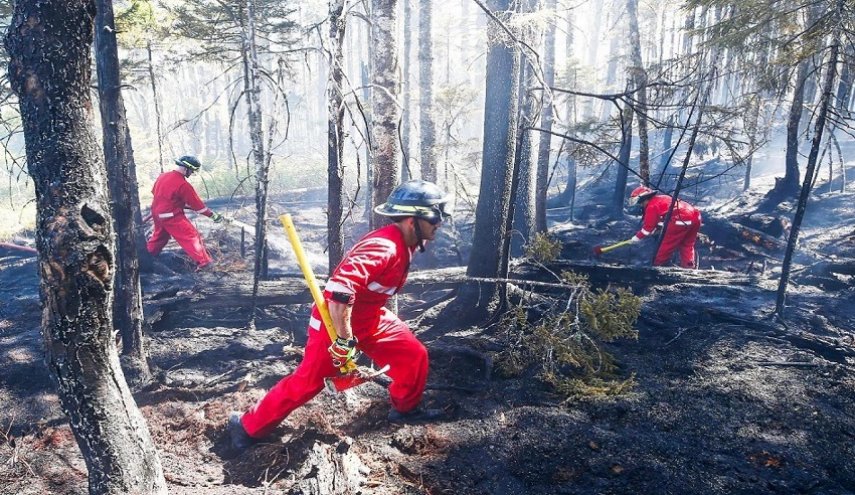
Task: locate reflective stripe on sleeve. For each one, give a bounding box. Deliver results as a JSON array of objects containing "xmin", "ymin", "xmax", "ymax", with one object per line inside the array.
[
  {"xmin": 325, "ymin": 280, "xmax": 353, "ymax": 294},
  {"xmin": 367, "ymin": 281, "xmax": 397, "ymax": 295},
  {"xmin": 640, "ymin": 228, "xmax": 652, "ymax": 236},
  {"xmin": 309, "ymin": 316, "xmax": 322, "ymax": 331},
  {"xmin": 158, "ymin": 212, "xmax": 175, "ymax": 219}
]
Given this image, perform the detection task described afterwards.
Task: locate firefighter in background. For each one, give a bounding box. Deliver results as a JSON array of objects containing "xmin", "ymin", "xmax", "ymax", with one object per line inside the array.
[
  {"xmin": 228, "ymin": 180, "xmax": 451, "ymax": 449},
  {"xmin": 146, "ymin": 155, "xmax": 224, "ymax": 270},
  {"xmin": 625, "ymin": 185, "xmax": 702, "ymax": 268}
]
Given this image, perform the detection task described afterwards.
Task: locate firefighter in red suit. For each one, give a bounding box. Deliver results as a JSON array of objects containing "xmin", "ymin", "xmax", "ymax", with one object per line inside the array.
[
  {"xmin": 626, "ymin": 185, "xmax": 702, "ymax": 268},
  {"xmin": 228, "ymin": 180, "xmax": 451, "ymax": 449},
  {"xmin": 146, "ymin": 155, "xmax": 224, "ymax": 269}
]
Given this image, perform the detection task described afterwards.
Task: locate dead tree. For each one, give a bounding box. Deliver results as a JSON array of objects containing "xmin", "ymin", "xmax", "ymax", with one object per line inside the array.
[
  {"xmin": 534, "ymin": 0, "xmax": 556, "ymax": 231},
  {"xmin": 626, "ymin": 0, "xmax": 650, "ymax": 184},
  {"xmin": 5, "ymin": 1, "xmax": 167, "ymax": 492},
  {"xmin": 418, "ymin": 0, "xmax": 437, "ymax": 182},
  {"xmin": 327, "ymin": 0, "xmax": 347, "ymax": 271},
  {"xmin": 370, "ymin": 0, "xmax": 401, "ymax": 229},
  {"xmin": 776, "ymin": 6, "xmax": 842, "ymax": 318},
  {"xmin": 452, "ymin": 0, "xmax": 520, "ymax": 322},
  {"xmin": 95, "ymin": 0, "xmax": 150, "ymax": 382}
]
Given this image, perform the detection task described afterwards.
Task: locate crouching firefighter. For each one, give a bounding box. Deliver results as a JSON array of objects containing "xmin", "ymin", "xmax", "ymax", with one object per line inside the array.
[
  {"xmin": 228, "ymin": 180, "xmax": 452, "ymax": 449},
  {"xmin": 146, "ymin": 155, "xmax": 225, "ymax": 270},
  {"xmin": 625, "ymin": 185, "xmax": 702, "ymax": 268}
]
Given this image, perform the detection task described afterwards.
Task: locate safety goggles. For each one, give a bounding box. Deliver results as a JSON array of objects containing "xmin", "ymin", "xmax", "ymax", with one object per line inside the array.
[{"xmin": 424, "ymin": 204, "xmax": 451, "ymax": 225}]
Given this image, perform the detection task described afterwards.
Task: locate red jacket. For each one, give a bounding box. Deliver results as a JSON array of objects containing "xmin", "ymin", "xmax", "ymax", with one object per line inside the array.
[
  {"xmin": 321, "ymin": 224, "xmax": 414, "ymax": 331},
  {"xmin": 150, "ymin": 170, "xmax": 212, "ymax": 220},
  {"xmin": 635, "ymin": 195, "xmax": 701, "ymax": 240}
]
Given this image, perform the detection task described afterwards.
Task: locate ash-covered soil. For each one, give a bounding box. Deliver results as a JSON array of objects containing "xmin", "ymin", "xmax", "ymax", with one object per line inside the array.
[{"xmin": 1, "ymin": 186, "xmax": 854, "ymax": 494}]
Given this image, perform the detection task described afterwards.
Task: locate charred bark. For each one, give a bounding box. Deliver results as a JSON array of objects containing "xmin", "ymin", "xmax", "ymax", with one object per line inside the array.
[
  {"xmin": 418, "ymin": 0, "xmax": 437, "ymax": 182},
  {"xmin": 452, "ymin": 0, "xmax": 520, "ymax": 322},
  {"xmin": 511, "ymin": 59, "xmax": 538, "ymax": 258},
  {"xmin": 626, "ymin": 0, "xmax": 649, "ymax": 184},
  {"xmin": 776, "ymin": 10, "xmax": 842, "ymax": 318},
  {"xmin": 611, "ymin": 99, "xmax": 634, "ymax": 218},
  {"xmin": 5, "ymin": 1, "xmax": 166, "ymax": 493},
  {"xmin": 534, "ymin": 0, "xmax": 556, "ymax": 232},
  {"xmin": 95, "ymin": 0, "xmax": 150, "ymax": 382},
  {"xmin": 327, "ymin": 0, "xmax": 347, "ymax": 271},
  {"xmin": 370, "ymin": 0, "xmax": 401, "ymax": 229},
  {"xmin": 401, "ymin": 0, "xmax": 412, "ymax": 178},
  {"xmin": 766, "ymin": 4, "xmax": 822, "ymax": 205}
]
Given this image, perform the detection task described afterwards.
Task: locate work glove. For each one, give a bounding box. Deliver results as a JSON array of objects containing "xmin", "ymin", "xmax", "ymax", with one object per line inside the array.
[
  {"xmin": 328, "ymin": 336, "xmax": 359, "ymax": 368},
  {"xmin": 627, "ymin": 236, "xmax": 640, "ymax": 244},
  {"xmin": 211, "ymin": 212, "xmax": 225, "ymax": 223}
]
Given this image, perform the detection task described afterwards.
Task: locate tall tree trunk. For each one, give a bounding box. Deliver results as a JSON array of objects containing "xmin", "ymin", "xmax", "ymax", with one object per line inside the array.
[
  {"xmin": 243, "ymin": 0, "xmax": 269, "ymax": 284},
  {"xmin": 612, "ymin": 98, "xmax": 634, "ymax": 218},
  {"xmin": 401, "ymin": 0, "xmax": 412, "ymax": 179},
  {"xmin": 771, "ymin": 4, "xmax": 822, "ymax": 202},
  {"xmin": 370, "ymin": 0, "xmax": 401, "ymax": 229},
  {"xmin": 95, "ymin": 0, "xmax": 150, "ymax": 382},
  {"xmin": 243, "ymin": 0, "xmax": 271, "ymax": 330},
  {"xmin": 743, "ymin": 30, "xmax": 771, "ymax": 192},
  {"xmin": 146, "ymin": 42, "xmax": 165, "ymax": 174},
  {"xmin": 511, "ymin": 60, "xmax": 537, "ymax": 258},
  {"xmin": 5, "ymin": 2, "xmax": 167, "ymax": 493},
  {"xmin": 328, "ymin": 0, "xmax": 347, "ymax": 271},
  {"xmin": 418, "ymin": 0, "xmax": 437, "ymax": 182},
  {"xmin": 836, "ymin": 44, "xmax": 855, "ymax": 118},
  {"xmin": 776, "ymin": 13, "xmax": 841, "ymax": 318},
  {"xmin": 626, "ymin": 0, "xmax": 650, "ymax": 184},
  {"xmin": 534, "ymin": 0, "xmax": 556, "ymax": 232},
  {"xmin": 743, "ymin": 95, "xmax": 760, "ymax": 191},
  {"xmin": 454, "ymin": 0, "xmax": 520, "ymax": 321}
]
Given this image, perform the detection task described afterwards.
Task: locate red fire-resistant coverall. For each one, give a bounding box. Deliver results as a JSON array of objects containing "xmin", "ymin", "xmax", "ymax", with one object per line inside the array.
[
  {"xmin": 240, "ymin": 223, "xmax": 429, "ymax": 438},
  {"xmin": 635, "ymin": 194, "xmax": 702, "ymax": 268},
  {"xmin": 146, "ymin": 170, "xmax": 215, "ymax": 267}
]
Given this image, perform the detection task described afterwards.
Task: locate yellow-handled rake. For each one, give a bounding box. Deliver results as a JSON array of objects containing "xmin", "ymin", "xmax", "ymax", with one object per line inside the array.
[
  {"xmin": 593, "ymin": 238, "xmax": 633, "ymax": 256},
  {"xmin": 279, "ymin": 214, "xmax": 390, "ymax": 392}
]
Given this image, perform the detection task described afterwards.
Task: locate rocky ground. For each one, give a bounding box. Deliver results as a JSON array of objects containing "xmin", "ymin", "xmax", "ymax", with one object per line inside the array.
[{"xmin": 1, "ymin": 184, "xmax": 854, "ymax": 494}]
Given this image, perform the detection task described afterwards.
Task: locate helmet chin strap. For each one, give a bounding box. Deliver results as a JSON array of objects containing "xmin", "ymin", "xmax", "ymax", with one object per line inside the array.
[{"xmin": 412, "ymin": 217, "xmax": 426, "ymax": 252}]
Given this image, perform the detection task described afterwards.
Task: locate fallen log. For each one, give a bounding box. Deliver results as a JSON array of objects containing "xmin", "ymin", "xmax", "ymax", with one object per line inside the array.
[
  {"xmin": 144, "ymin": 261, "xmax": 761, "ymax": 327},
  {"xmin": 0, "ymin": 242, "xmax": 37, "ymax": 255}
]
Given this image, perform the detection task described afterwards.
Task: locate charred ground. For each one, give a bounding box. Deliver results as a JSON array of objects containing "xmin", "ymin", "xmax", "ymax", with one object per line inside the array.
[{"xmin": 1, "ymin": 185, "xmax": 854, "ymax": 494}]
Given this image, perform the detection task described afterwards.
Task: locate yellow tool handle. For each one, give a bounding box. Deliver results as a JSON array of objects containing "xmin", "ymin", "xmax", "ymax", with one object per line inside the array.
[
  {"xmin": 280, "ymin": 214, "xmax": 355, "ymax": 373},
  {"xmin": 601, "ymin": 239, "xmax": 632, "ymax": 254}
]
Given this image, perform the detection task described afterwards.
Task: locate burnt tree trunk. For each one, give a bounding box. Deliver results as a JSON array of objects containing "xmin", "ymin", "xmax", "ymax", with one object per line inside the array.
[
  {"xmin": 776, "ymin": 10, "xmax": 841, "ymax": 318},
  {"xmin": 511, "ymin": 59, "xmax": 538, "ymax": 258},
  {"xmin": 534, "ymin": 0, "xmax": 556, "ymax": 232},
  {"xmin": 611, "ymin": 98, "xmax": 634, "ymax": 218},
  {"xmin": 401, "ymin": 0, "xmax": 412, "ymax": 179},
  {"xmin": 95, "ymin": 0, "xmax": 151, "ymax": 383},
  {"xmin": 453, "ymin": 0, "xmax": 520, "ymax": 322},
  {"xmin": 242, "ymin": 0, "xmax": 270, "ymax": 286},
  {"xmin": 5, "ymin": 1, "xmax": 167, "ymax": 493},
  {"xmin": 626, "ymin": 0, "xmax": 650, "ymax": 184},
  {"xmin": 327, "ymin": 0, "xmax": 347, "ymax": 270},
  {"xmin": 94, "ymin": 0, "xmax": 150, "ymax": 382},
  {"xmin": 768, "ymin": 4, "xmax": 822, "ymax": 204},
  {"xmin": 370, "ymin": 0, "xmax": 401, "ymax": 229},
  {"xmin": 418, "ymin": 0, "xmax": 437, "ymax": 182},
  {"xmin": 146, "ymin": 42, "xmax": 165, "ymax": 174}
]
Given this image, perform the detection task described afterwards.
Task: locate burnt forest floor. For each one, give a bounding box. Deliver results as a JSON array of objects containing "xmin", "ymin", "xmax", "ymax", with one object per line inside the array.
[{"xmin": 1, "ymin": 185, "xmax": 854, "ymax": 495}]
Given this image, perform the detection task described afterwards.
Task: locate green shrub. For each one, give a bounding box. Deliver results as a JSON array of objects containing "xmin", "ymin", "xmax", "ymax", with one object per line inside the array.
[
  {"xmin": 524, "ymin": 232, "xmax": 561, "ymax": 263},
  {"xmin": 495, "ymin": 270, "xmax": 640, "ymax": 399}
]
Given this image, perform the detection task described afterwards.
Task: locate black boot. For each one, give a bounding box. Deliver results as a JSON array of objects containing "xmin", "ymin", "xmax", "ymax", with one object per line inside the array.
[
  {"xmin": 388, "ymin": 406, "xmax": 447, "ymax": 424},
  {"xmin": 228, "ymin": 413, "xmax": 258, "ymax": 450}
]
